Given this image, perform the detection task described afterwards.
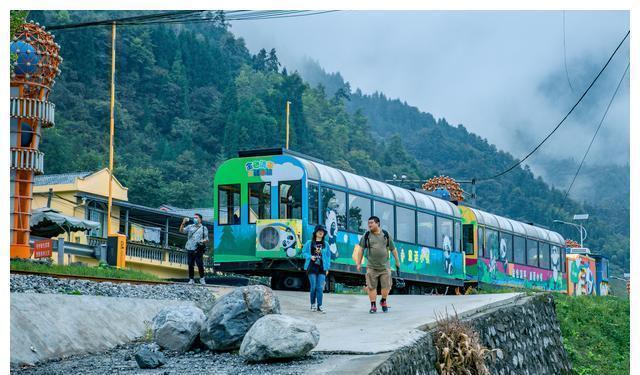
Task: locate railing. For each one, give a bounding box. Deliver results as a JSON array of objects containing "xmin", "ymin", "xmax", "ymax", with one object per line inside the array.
[
  {"xmin": 88, "ymin": 236, "xmax": 190, "ymax": 266},
  {"xmin": 10, "ymin": 148, "xmax": 44, "ymax": 174},
  {"xmin": 10, "ymin": 97, "xmax": 56, "ymax": 127}
]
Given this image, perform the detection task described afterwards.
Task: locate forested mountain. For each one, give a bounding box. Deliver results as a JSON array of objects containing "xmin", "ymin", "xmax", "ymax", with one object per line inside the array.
[{"xmin": 27, "ymin": 11, "xmax": 628, "ymax": 274}]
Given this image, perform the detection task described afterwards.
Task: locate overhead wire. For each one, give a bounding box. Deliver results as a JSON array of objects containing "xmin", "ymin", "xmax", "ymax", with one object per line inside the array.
[
  {"xmin": 476, "ymin": 30, "xmax": 630, "ymax": 182},
  {"xmin": 560, "ymin": 61, "xmax": 630, "ymax": 208},
  {"xmin": 562, "ymin": 11, "xmax": 576, "ymax": 94}
]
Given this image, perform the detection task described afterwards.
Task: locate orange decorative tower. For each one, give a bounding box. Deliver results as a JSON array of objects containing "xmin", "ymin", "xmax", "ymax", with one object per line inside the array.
[{"xmin": 9, "ymin": 21, "xmax": 62, "ymax": 258}]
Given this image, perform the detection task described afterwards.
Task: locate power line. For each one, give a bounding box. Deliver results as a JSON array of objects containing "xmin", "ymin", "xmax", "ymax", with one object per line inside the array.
[
  {"xmin": 46, "ymin": 10, "xmax": 338, "ymax": 31},
  {"xmin": 562, "ymin": 10, "xmax": 576, "ymax": 94},
  {"xmin": 476, "ymin": 29, "xmax": 630, "ymax": 182},
  {"xmin": 560, "ymin": 62, "xmax": 629, "ymax": 208}
]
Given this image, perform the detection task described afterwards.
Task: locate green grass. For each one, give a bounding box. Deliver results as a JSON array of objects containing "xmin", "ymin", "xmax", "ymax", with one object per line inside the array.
[
  {"xmin": 554, "ymin": 293, "xmax": 629, "ymax": 375},
  {"xmin": 10, "ymin": 259, "xmax": 162, "ymax": 282}
]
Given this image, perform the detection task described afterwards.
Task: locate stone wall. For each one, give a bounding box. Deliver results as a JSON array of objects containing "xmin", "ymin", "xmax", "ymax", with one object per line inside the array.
[{"xmin": 371, "ymin": 293, "xmax": 572, "ymax": 375}]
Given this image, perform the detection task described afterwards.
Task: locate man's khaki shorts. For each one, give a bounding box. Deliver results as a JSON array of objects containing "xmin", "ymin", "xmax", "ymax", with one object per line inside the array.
[{"xmin": 366, "ymin": 268, "xmax": 392, "ymax": 290}]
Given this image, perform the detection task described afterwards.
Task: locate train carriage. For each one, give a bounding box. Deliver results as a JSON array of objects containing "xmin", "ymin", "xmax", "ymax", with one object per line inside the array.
[
  {"xmin": 458, "ymin": 206, "xmax": 567, "ymax": 292},
  {"xmin": 213, "ymin": 148, "xmax": 466, "ymax": 292}
]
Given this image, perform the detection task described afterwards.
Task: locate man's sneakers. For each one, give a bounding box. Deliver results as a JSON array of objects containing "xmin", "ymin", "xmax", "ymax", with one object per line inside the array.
[
  {"xmin": 188, "ymin": 279, "xmax": 195, "ymax": 285},
  {"xmin": 381, "ymin": 298, "xmax": 389, "ymax": 313},
  {"xmin": 317, "ymin": 306, "xmax": 325, "ymax": 313},
  {"xmin": 369, "ymin": 299, "xmax": 389, "ymax": 313},
  {"xmin": 200, "ymin": 278, "xmax": 207, "ymax": 285},
  {"xmin": 311, "ymin": 304, "xmax": 317, "ymax": 312}
]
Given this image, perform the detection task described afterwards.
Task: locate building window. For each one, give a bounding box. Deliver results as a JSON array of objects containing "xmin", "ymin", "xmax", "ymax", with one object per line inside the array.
[
  {"xmin": 348, "ymin": 194, "xmax": 371, "ymax": 234},
  {"xmin": 527, "ymin": 239, "xmax": 539, "ymax": 267},
  {"xmin": 249, "ymin": 182, "xmax": 270, "ymax": 224},
  {"xmin": 321, "ymin": 187, "xmax": 346, "ymax": 230},
  {"xmin": 514, "ymin": 236, "xmax": 526, "ymax": 264},
  {"xmin": 478, "ymin": 226, "xmax": 485, "ymax": 257},
  {"xmin": 218, "ymin": 184, "xmax": 241, "ymax": 225},
  {"xmin": 88, "ymin": 203, "xmax": 106, "ymax": 237},
  {"xmin": 539, "ymin": 242, "xmax": 550, "ymax": 270},
  {"xmin": 417, "ymin": 212, "xmax": 435, "ymax": 247},
  {"xmin": 279, "ymin": 180, "xmax": 302, "ymax": 219},
  {"xmin": 373, "ymin": 201, "xmax": 394, "ymax": 236},
  {"xmin": 308, "ymin": 183, "xmax": 319, "ymax": 225},
  {"xmin": 501, "ymin": 233, "xmax": 513, "ymax": 262},
  {"xmin": 396, "ymin": 206, "xmax": 415, "ymax": 243}
]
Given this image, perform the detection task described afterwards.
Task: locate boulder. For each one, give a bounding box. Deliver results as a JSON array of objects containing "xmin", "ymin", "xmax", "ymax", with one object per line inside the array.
[
  {"xmin": 135, "ymin": 344, "xmax": 166, "ymax": 369},
  {"xmin": 239, "ymin": 314, "xmax": 320, "ymax": 362},
  {"xmin": 152, "ymin": 304, "xmax": 206, "ymax": 353},
  {"xmin": 200, "ymin": 285, "xmax": 280, "ymax": 351}
]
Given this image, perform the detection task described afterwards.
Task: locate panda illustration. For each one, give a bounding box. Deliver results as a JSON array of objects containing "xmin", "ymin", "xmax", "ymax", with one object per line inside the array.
[
  {"xmin": 550, "ymin": 246, "xmax": 561, "ymax": 284},
  {"xmin": 281, "ymin": 229, "xmax": 297, "ymax": 257},
  {"xmin": 442, "ymin": 235, "xmax": 453, "ymax": 275},
  {"xmin": 325, "ymin": 209, "xmax": 339, "ymax": 259},
  {"xmin": 499, "ymin": 238, "xmax": 509, "ymax": 271}
]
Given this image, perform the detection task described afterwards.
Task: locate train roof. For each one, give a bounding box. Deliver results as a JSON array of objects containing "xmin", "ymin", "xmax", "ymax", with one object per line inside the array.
[
  {"xmin": 468, "ymin": 207, "xmax": 565, "ymax": 246},
  {"xmin": 238, "ymin": 148, "xmax": 461, "ymax": 218}
]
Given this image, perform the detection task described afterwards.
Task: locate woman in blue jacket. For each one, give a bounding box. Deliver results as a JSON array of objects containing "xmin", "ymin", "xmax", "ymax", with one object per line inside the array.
[{"xmin": 303, "ymin": 225, "xmax": 332, "ymax": 313}]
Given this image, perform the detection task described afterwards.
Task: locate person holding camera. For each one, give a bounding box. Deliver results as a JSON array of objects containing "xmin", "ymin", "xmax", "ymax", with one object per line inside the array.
[
  {"xmin": 302, "ymin": 225, "xmax": 332, "ymax": 312},
  {"xmin": 180, "ymin": 213, "xmax": 209, "ymax": 285}
]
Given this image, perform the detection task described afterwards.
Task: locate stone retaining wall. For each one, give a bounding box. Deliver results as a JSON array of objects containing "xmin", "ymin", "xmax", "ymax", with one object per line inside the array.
[{"xmin": 371, "ymin": 293, "xmax": 572, "ymax": 375}]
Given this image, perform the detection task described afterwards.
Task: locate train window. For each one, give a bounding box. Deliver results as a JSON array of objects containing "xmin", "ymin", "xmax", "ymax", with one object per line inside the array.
[
  {"xmin": 462, "ymin": 224, "xmax": 474, "ymax": 255},
  {"xmin": 539, "ymin": 242, "xmax": 550, "ymax": 269},
  {"xmin": 248, "ymin": 182, "xmax": 271, "ymax": 224},
  {"xmin": 417, "ymin": 212, "xmax": 435, "ymax": 247},
  {"xmin": 602, "ymin": 258, "xmax": 609, "ymax": 279},
  {"xmin": 478, "ymin": 226, "xmax": 485, "ymax": 257},
  {"xmin": 454, "ymin": 221, "xmax": 461, "ymax": 252},
  {"xmin": 373, "ymin": 201, "xmax": 395, "ymax": 236},
  {"xmin": 514, "ymin": 236, "xmax": 526, "ymax": 264},
  {"xmin": 437, "ymin": 217, "xmax": 454, "ymax": 251},
  {"xmin": 560, "ymin": 247, "xmax": 566, "ymax": 273},
  {"xmin": 485, "ymin": 229, "xmax": 498, "ymax": 260},
  {"xmin": 348, "ymin": 194, "xmax": 371, "ymax": 234},
  {"xmin": 501, "ymin": 233, "xmax": 513, "ymax": 262},
  {"xmin": 527, "ymin": 239, "xmax": 539, "ymax": 267},
  {"xmin": 322, "ymin": 187, "xmax": 347, "ymax": 230},
  {"xmin": 218, "ymin": 184, "xmax": 241, "ymax": 225},
  {"xmin": 308, "ymin": 183, "xmax": 319, "ymax": 225},
  {"xmin": 396, "ymin": 206, "xmax": 415, "ymax": 243},
  {"xmin": 279, "ymin": 180, "xmax": 302, "ymax": 220}
]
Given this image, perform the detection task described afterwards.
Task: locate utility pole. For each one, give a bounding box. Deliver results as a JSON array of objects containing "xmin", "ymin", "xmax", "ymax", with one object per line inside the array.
[
  {"xmin": 285, "ymin": 101, "xmax": 291, "ymax": 150},
  {"xmin": 107, "ymin": 21, "xmax": 116, "ymax": 235}
]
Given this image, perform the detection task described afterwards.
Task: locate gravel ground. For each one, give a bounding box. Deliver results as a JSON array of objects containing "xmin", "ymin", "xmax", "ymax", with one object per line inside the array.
[
  {"xmin": 10, "ymin": 274, "xmax": 217, "ymax": 308},
  {"xmin": 11, "ymin": 341, "xmax": 327, "ymax": 375}
]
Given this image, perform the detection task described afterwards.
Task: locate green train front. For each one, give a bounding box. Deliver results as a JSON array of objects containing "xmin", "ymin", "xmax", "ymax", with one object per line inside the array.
[{"xmin": 213, "ymin": 149, "xmax": 466, "ymax": 290}]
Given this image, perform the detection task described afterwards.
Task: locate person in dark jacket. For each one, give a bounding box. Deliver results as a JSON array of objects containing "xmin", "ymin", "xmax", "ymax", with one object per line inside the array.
[{"xmin": 302, "ymin": 225, "xmax": 332, "ymax": 313}]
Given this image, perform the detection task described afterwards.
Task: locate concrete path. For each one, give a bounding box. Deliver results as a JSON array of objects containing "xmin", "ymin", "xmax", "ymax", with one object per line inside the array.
[
  {"xmin": 10, "ymin": 293, "xmax": 195, "ymax": 366},
  {"xmin": 276, "ymin": 291, "xmax": 522, "ymax": 354}
]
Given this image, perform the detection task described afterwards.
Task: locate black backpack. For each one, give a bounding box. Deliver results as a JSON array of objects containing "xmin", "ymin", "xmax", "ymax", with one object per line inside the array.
[{"xmin": 363, "ymin": 229, "xmax": 390, "ymax": 254}]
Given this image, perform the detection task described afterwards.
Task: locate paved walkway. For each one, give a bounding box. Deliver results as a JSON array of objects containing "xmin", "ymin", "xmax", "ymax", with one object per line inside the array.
[{"xmin": 276, "ymin": 291, "xmax": 522, "ymax": 354}]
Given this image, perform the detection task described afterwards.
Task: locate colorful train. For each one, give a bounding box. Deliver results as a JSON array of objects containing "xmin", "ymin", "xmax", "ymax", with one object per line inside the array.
[{"xmin": 212, "ymin": 148, "xmax": 608, "ymax": 295}]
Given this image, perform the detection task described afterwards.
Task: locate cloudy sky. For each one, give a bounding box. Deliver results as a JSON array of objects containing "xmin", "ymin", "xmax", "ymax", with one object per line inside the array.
[{"xmin": 230, "ymin": 10, "xmax": 630, "ymax": 179}]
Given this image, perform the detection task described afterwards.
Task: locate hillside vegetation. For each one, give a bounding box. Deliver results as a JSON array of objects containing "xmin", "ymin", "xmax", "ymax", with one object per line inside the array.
[{"xmin": 27, "ymin": 11, "xmax": 628, "ymax": 275}]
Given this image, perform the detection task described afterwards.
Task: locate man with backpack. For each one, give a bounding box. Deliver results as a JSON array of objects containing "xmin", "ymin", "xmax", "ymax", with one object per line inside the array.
[{"xmin": 354, "ymin": 216, "xmax": 401, "ymax": 313}]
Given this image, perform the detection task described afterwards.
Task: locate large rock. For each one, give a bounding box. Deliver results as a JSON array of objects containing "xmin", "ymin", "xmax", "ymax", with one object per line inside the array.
[
  {"xmin": 152, "ymin": 304, "xmax": 206, "ymax": 352},
  {"xmin": 239, "ymin": 314, "xmax": 320, "ymax": 362},
  {"xmin": 135, "ymin": 343, "xmax": 166, "ymax": 369},
  {"xmin": 200, "ymin": 285, "xmax": 280, "ymax": 351}
]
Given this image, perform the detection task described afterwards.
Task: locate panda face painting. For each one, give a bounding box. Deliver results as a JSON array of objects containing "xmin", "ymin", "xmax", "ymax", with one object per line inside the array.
[{"xmin": 282, "ymin": 231, "xmax": 297, "ymax": 257}]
